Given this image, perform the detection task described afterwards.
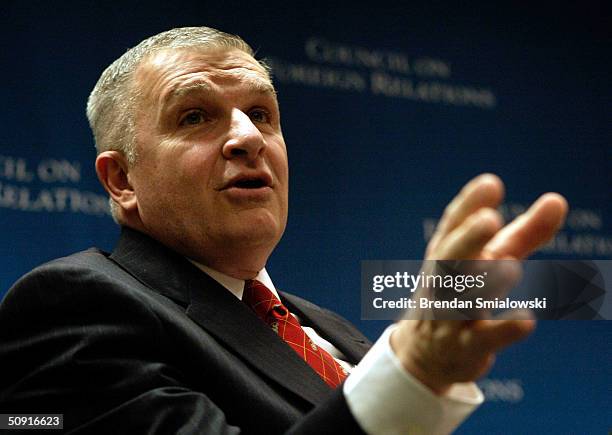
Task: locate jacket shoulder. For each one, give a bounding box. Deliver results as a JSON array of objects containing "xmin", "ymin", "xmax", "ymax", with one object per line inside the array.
[
  {"xmin": 6, "ymin": 247, "xmax": 114, "ymax": 293},
  {"xmin": 0, "ymin": 247, "xmax": 176, "ymax": 325}
]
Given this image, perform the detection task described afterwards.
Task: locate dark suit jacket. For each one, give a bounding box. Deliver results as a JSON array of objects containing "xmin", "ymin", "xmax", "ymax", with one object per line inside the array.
[{"xmin": 0, "ymin": 227, "xmax": 372, "ymax": 434}]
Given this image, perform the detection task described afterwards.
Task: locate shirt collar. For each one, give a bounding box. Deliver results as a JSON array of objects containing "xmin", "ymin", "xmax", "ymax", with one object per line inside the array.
[{"xmin": 188, "ymin": 259, "xmax": 279, "ymax": 300}]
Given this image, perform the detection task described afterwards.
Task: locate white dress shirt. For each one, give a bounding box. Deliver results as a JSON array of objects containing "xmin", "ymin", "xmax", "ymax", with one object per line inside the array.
[{"xmin": 191, "ymin": 262, "xmax": 484, "ymax": 434}]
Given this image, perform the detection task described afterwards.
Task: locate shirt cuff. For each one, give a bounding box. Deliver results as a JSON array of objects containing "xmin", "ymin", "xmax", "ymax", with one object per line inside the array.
[{"xmin": 343, "ymin": 325, "xmax": 484, "ymax": 435}]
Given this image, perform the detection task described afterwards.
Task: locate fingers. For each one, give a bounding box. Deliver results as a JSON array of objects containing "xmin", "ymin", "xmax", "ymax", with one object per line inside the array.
[
  {"xmin": 433, "ymin": 207, "xmax": 503, "ymax": 259},
  {"xmin": 495, "ymin": 308, "xmax": 535, "ymax": 321},
  {"xmin": 470, "ymin": 317, "xmax": 536, "ymax": 353},
  {"xmin": 428, "ymin": 173, "xmax": 505, "ymax": 257},
  {"xmin": 484, "ymin": 193, "xmax": 568, "ymax": 259}
]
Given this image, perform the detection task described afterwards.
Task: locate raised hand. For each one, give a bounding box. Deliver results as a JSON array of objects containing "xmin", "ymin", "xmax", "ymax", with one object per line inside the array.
[{"xmin": 391, "ymin": 174, "xmax": 568, "ymax": 394}]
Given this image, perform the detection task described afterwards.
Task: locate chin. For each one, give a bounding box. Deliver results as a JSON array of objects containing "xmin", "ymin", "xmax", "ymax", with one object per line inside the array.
[
  {"xmin": 245, "ymin": 208, "xmax": 284, "ymax": 231},
  {"xmin": 233, "ymin": 224, "xmax": 281, "ymax": 246},
  {"xmin": 228, "ymin": 213, "xmax": 285, "ymax": 246}
]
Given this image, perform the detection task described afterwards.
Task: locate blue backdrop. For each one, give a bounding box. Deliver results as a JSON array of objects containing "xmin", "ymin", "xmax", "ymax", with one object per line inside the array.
[{"xmin": 1, "ymin": 1, "xmax": 610, "ymax": 432}]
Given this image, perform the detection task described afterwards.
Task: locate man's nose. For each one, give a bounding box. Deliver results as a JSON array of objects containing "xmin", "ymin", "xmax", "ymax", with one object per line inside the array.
[{"xmin": 222, "ymin": 109, "xmax": 266, "ymax": 161}]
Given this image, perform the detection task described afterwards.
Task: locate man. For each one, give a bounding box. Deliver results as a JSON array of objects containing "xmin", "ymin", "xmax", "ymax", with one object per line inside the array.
[{"xmin": 0, "ymin": 27, "xmax": 567, "ymax": 433}]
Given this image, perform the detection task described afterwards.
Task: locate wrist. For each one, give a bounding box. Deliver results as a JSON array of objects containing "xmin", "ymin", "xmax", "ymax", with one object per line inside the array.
[{"xmin": 390, "ymin": 322, "xmax": 452, "ymax": 396}]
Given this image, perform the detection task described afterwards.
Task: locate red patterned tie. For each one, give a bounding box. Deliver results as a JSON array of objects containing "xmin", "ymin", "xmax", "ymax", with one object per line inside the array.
[{"xmin": 243, "ymin": 279, "xmax": 348, "ymax": 388}]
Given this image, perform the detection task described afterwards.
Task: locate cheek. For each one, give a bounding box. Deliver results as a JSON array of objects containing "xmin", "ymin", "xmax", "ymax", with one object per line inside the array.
[
  {"xmin": 181, "ymin": 146, "xmax": 219, "ymax": 178},
  {"xmin": 153, "ymin": 147, "xmax": 218, "ymax": 195},
  {"xmin": 269, "ymin": 142, "xmax": 289, "ymax": 179},
  {"xmin": 136, "ymin": 152, "xmax": 212, "ymax": 209}
]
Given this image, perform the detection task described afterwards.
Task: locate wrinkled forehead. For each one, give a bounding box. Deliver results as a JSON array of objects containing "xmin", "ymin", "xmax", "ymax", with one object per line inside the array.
[{"xmin": 132, "ymin": 47, "xmax": 274, "ymax": 102}]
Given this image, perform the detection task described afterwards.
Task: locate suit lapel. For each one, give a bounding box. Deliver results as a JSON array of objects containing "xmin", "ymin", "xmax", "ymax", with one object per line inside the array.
[
  {"xmin": 185, "ymin": 278, "xmax": 333, "ymax": 404},
  {"xmin": 109, "ymin": 227, "xmax": 333, "ymax": 406}
]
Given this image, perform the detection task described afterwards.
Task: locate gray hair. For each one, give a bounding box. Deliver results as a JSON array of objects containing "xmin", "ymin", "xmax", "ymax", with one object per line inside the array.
[
  {"xmin": 86, "ymin": 27, "xmax": 259, "ymax": 221},
  {"xmin": 87, "ymin": 27, "xmax": 256, "ymax": 164}
]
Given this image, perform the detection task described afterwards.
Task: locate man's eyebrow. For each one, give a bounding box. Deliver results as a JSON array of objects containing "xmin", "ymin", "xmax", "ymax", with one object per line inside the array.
[
  {"xmin": 163, "ymin": 82, "xmax": 212, "ymax": 105},
  {"xmin": 163, "ymin": 79, "xmax": 276, "ymax": 106},
  {"xmin": 245, "ymin": 79, "xmax": 277, "ymax": 96}
]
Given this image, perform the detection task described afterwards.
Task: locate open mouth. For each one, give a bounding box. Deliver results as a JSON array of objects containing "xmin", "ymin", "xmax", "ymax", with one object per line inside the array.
[
  {"xmin": 222, "ymin": 172, "xmax": 273, "ymax": 192},
  {"xmin": 232, "ymin": 178, "xmax": 268, "ymax": 189}
]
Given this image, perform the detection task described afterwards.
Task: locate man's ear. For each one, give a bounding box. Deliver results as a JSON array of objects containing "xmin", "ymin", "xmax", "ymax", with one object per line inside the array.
[{"xmin": 95, "ymin": 151, "xmax": 138, "ymax": 214}]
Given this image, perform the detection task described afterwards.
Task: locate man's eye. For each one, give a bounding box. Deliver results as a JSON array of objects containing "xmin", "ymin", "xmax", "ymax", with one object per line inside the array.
[
  {"xmin": 248, "ymin": 108, "xmax": 270, "ymax": 124},
  {"xmin": 179, "ymin": 110, "xmax": 206, "ymax": 126}
]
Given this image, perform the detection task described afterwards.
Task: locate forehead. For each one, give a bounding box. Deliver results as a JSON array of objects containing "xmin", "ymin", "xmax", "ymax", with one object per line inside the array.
[{"xmin": 134, "ymin": 48, "xmax": 274, "ymax": 103}]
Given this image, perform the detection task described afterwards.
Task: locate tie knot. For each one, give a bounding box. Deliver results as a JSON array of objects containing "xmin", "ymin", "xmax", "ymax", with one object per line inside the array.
[
  {"xmin": 243, "ymin": 280, "xmax": 348, "ymax": 388},
  {"xmin": 243, "ymin": 279, "xmax": 288, "ymax": 320}
]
